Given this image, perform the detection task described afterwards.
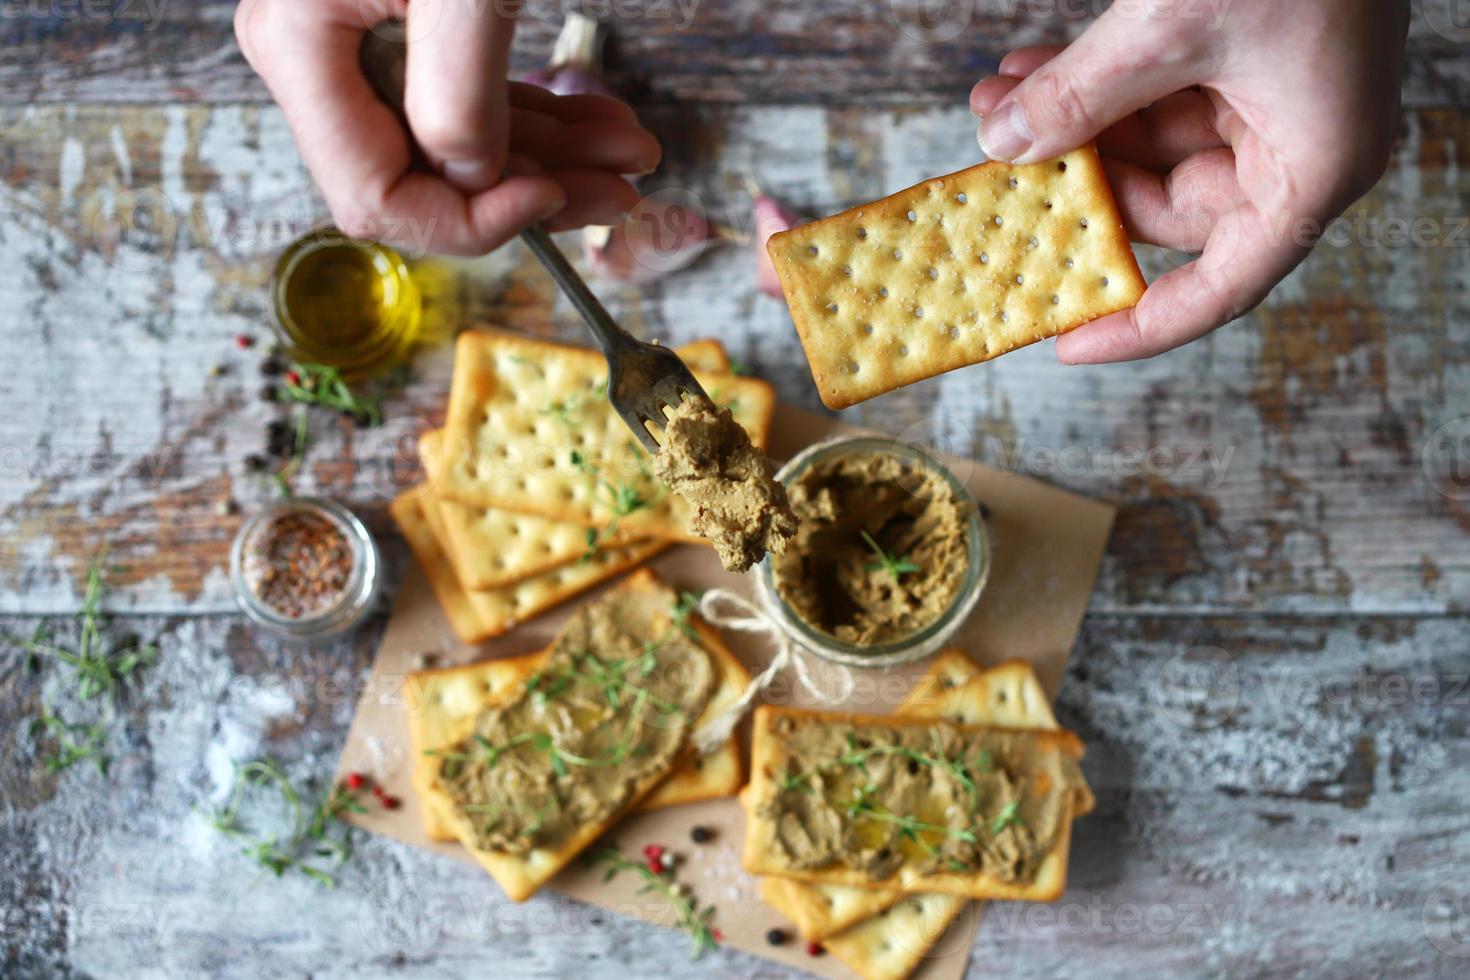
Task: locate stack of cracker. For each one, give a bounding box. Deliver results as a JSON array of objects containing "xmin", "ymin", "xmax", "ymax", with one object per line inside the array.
[
  {"xmin": 742, "ymin": 651, "xmax": 1096, "ymax": 980},
  {"xmin": 391, "ymin": 329, "xmax": 779, "ymax": 643}
]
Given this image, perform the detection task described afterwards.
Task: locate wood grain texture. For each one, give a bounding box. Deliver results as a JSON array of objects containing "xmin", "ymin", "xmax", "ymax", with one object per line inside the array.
[
  {"xmin": 1, "ymin": 102, "xmax": 1467, "ymax": 614},
  {"xmin": 3, "ymin": 611, "xmax": 1468, "ymax": 977},
  {"xmin": 0, "ymin": 2, "xmax": 1466, "ymax": 107},
  {"xmin": 3, "ymin": 5, "xmax": 1470, "ymax": 977}
]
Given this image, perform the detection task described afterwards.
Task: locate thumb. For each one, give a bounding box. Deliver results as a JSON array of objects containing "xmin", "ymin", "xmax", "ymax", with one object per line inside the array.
[
  {"xmin": 978, "ymin": 9, "xmax": 1204, "ymax": 164},
  {"xmin": 404, "ymin": 0, "xmax": 516, "ymax": 193}
]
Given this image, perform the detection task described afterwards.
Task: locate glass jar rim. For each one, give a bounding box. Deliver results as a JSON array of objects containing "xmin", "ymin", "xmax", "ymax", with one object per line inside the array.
[
  {"xmin": 229, "ymin": 497, "xmax": 380, "ymax": 640},
  {"xmin": 757, "ymin": 436, "xmax": 990, "ymax": 668}
]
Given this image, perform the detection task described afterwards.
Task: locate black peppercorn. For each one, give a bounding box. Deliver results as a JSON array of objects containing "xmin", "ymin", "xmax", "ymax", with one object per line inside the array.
[
  {"xmin": 689, "ymin": 825, "xmax": 713, "ymax": 844},
  {"xmin": 244, "ymin": 454, "xmax": 267, "ymax": 473},
  {"xmin": 259, "ymin": 356, "xmax": 285, "ymax": 376},
  {"xmin": 978, "ymin": 502, "xmax": 991, "ymax": 520},
  {"xmin": 259, "ymin": 384, "xmax": 279, "ymax": 403},
  {"xmin": 765, "ymin": 928, "xmax": 788, "ymax": 946}
]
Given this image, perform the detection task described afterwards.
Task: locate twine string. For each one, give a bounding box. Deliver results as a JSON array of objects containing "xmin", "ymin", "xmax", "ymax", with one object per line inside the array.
[{"xmin": 690, "ymin": 587, "xmax": 854, "ymax": 755}]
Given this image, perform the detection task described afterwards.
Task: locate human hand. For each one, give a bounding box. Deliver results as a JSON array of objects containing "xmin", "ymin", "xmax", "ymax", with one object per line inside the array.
[
  {"xmin": 971, "ymin": 0, "xmax": 1407, "ymax": 363},
  {"xmin": 235, "ymin": 0, "xmax": 660, "ymax": 256}
]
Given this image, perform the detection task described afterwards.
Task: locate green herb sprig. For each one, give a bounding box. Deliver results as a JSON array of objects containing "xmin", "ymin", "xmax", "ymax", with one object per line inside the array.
[
  {"xmin": 277, "ymin": 362, "xmax": 385, "ymax": 426},
  {"xmin": 6, "ymin": 555, "xmax": 158, "ymax": 775},
  {"xmin": 569, "ymin": 443, "xmax": 665, "ymax": 556},
  {"xmin": 861, "ymin": 530, "xmax": 922, "ymax": 580},
  {"xmin": 30, "ymin": 703, "xmax": 109, "ymax": 775},
  {"xmin": 203, "ymin": 760, "xmax": 366, "ymax": 887},
  {"xmin": 594, "ymin": 846, "xmax": 719, "ymax": 959}
]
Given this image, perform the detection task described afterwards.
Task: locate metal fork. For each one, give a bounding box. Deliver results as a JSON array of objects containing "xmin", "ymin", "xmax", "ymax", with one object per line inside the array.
[{"xmin": 358, "ymin": 21, "xmax": 708, "ymax": 454}]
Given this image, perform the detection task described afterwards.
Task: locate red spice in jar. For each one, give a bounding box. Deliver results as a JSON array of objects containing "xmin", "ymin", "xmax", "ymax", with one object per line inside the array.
[{"xmin": 241, "ymin": 510, "xmax": 354, "ymax": 619}]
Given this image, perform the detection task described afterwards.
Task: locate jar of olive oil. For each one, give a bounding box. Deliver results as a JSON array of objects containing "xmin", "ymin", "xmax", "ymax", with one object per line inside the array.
[{"xmin": 269, "ymin": 228, "xmax": 422, "ymax": 379}]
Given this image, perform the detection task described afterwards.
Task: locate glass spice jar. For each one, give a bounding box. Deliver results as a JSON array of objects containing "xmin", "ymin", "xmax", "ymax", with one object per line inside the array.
[{"xmin": 229, "ymin": 498, "xmax": 381, "ymax": 642}]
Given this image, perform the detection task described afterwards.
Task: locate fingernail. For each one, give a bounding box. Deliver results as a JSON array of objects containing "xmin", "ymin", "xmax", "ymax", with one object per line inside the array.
[
  {"xmin": 537, "ymin": 197, "xmax": 568, "ymax": 222},
  {"xmin": 441, "ymin": 159, "xmax": 500, "ymax": 192},
  {"xmin": 978, "ymin": 101, "xmax": 1032, "ymax": 162}
]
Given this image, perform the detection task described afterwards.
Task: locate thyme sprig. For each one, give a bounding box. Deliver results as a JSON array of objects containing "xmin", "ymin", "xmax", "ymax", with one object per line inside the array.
[
  {"xmin": 569, "ymin": 443, "xmax": 665, "ymax": 556},
  {"xmin": 30, "ymin": 703, "xmax": 109, "ymax": 775},
  {"xmin": 991, "ymin": 799, "xmax": 1023, "ymax": 834},
  {"xmin": 203, "ymin": 760, "xmax": 366, "ymax": 887},
  {"xmin": 861, "ymin": 530, "xmax": 922, "ymax": 580},
  {"xmin": 277, "ymin": 362, "xmax": 385, "ymax": 426},
  {"xmin": 11, "ymin": 558, "xmax": 158, "ymax": 702},
  {"xmin": 594, "ymin": 845, "xmax": 719, "ymax": 959},
  {"xmin": 6, "ymin": 555, "xmax": 158, "ymax": 775}
]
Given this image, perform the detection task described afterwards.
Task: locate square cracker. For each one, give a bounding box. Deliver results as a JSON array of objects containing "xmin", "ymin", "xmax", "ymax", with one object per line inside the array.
[
  {"xmin": 758, "ymin": 652, "xmax": 1067, "ymax": 944},
  {"xmin": 435, "ymin": 330, "xmax": 778, "ymax": 539},
  {"xmin": 743, "ymin": 705, "xmax": 1084, "ymax": 900},
  {"xmin": 419, "ymin": 338, "xmax": 732, "ymax": 590},
  {"xmin": 768, "ymin": 144, "xmax": 1146, "ymax": 408},
  {"xmin": 390, "ymin": 492, "xmax": 669, "ymax": 644},
  {"xmin": 419, "ymin": 569, "xmax": 751, "ymax": 902},
  {"xmin": 404, "ymin": 642, "xmax": 747, "ymax": 841}
]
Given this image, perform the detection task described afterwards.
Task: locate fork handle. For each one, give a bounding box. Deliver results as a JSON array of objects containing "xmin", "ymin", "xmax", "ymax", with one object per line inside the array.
[{"xmin": 518, "ymin": 224, "xmax": 628, "ymax": 358}]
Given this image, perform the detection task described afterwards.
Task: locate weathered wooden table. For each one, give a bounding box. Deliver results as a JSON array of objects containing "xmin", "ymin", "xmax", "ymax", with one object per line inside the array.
[{"xmin": 3, "ymin": 3, "xmax": 1469, "ymax": 977}]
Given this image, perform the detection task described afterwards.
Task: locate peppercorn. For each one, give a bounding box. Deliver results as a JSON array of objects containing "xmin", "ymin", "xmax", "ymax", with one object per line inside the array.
[
  {"xmin": 266, "ymin": 420, "xmax": 293, "ymax": 458},
  {"xmin": 689, "ymin": 825, "xmax": 713, "ymax": 844},
  {"xmin": 259, "ymin": 384, "xmax": 279, "ymax": 403},
  {"xmin": 978, "ymin": 501, "xmax": 991, "ymax": 520},
  {"xmin": 765, "ymin": 928, "xmax": 788, "ymax": 946},
  {"xmin": 806, "ymin": 941, "xmax": 824, "ymax": 957},
  {"xmin": 260, "ymin": 356, "xmax": 285, "ymax": 376},
  {"xmin": 646, "ymin": 856, "xmax": 664, "ymax": 875},
  {"xmin": 244, "ymin": 454, "xmax": 267, "ymax": 473},
  {"xmin": 712, "ymin": 928, "xmax": 724, "ymax": 943},
  {"xmin": 235, "ymin": 334, "xmax": 254, "ymax": 349},
  {"xmin": 284, "ymin": 370, "xmax": 301, "ymax": 387},
  {"xmin": 345, "ymin": 772, "xmax": 367, "ymax": 791},
  {"xmin": 381, "ymin": 795, "xmax": 401, "ymax": 810},
  {"xmin": 642, "ymin": 844, "xmax": 664, "ymax": 860},
  {"xmin": 209, "ymin": 363, "xmax": 227, "ymax": 377}
]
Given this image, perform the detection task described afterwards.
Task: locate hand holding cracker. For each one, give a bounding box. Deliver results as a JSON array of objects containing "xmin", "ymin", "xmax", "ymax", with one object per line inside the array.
[{"xmin": 973, "ymin": 0, "xmax": 1407, "ymax": 362}]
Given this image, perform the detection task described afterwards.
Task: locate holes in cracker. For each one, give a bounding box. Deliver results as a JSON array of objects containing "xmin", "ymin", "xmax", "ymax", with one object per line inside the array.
[
  {"xmin": 948, "ymin": 325, "xmax": 961, "ymax": 339},
  {"xmin": 807, "ymin": 245, "xmax": 819, "ymax": 256},
  {"xmin": 892, "ymin": 247, "xmax": 903, "ymax": 260},
  {"xmin": 1101, "ymin": 276, "xmax": 1110, "ymax": 287},
  {"xmin": 956, "ymin": 192, "xmax": 968, "ymax": 204},
  {"xmin": 847, "ymin": 360, "xmax": 860, "ymax": 374},
  {"xmin": 898, "ymin": 344, "xmax": 909, "ymax": 357},
  {"xmin": 1028, "ymin": 236, "xmax": 1040, "ymax": 250},
  {"xmin": 926, "ymin": 267, "xmax": 938, "ymax": 280},
  {"xmin": 1058, "ymin": 160, "xmax": 1068, "ymax": 172},
  {"xmin": 857, "ymin": 227, "xmax": 868, "ymax": 240},
  {"xmin": 1044, "ymin": 199, "xmax": 1053, "ymax": 210},
  {"xmin": 1051, "ymin": 294, "xmax": 1061, "ymax": 305},
  {"xmin": 1008, "ymin": 176, "xmax": 1019, "ymax": 189},
  {"xmin": 1065, "ymin": 257, "xmax": 1075, "ymax": 269},
  {"xmin": 878, "ymin": 286, "xmax": 889, "ymax": 299},
  {"xmin": 842, "ymin": 264, "xmax": 853, "ymax": 278},
  {"xmin": 1015, "ymin": 274, "xmax": 1024, "ymax": 285},
  {"xmin": 979, "ymin": 252, "xmax": 989, "ymax": 264},
  {"xmin": 1080, "ymin": 217, "xmax": 1089, "ymax": 229},
  {"xmin": 912, "ymin": 306, "xmax": 924, "ymax": 319},
  {"xmin": 826, "ymin": 301, "xmax": 839, "ymax": 314},
  {"xmin": 906, "ymin": 209, "xmax": 917, "ymax": 222},
  {"xmin": 993, "ymin": 215, "xmax": 1003, "ymax": 227},
  {"xmin": 862, "ymin": 323, "xmax": 875, "ymax": 336}
]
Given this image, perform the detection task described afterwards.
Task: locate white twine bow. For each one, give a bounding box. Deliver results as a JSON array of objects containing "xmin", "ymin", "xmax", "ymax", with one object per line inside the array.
[{"xmin": 691, "ymin": 587, "xmax": 855, "ymax": 756}]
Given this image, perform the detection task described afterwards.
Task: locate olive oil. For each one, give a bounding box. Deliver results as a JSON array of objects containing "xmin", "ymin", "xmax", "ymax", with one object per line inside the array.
[{"xmin": 269, "ymin": 228, "xmax": 421, "ymax": 379}]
